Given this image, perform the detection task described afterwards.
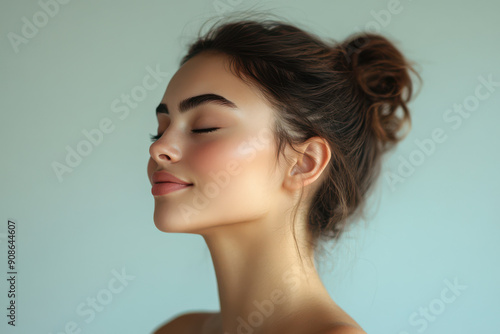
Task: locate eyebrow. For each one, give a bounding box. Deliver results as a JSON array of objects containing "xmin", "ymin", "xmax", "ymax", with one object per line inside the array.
[{"xmin": 156, "ymin": 93, "xmax": 238, "ymax": 115}]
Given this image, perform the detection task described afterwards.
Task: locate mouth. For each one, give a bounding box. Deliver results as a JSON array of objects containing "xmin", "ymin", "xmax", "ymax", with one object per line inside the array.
[
  {"xmin": 151, "ymin": 182, "xmax": 193, "ymax": 196},
  {"xmin": 151, "ymin": 170, "xmax": 192, "ymax": 185}
]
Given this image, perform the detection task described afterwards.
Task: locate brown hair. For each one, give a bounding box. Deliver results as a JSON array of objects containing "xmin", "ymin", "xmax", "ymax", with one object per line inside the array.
[{"xmin": 180, "ymin": 13, "xmax": 420, "ymax": 262}]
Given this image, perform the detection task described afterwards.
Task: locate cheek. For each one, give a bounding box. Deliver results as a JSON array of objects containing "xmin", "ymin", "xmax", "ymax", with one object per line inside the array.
[
  {"xmin": 187, "ymin": 135, "xmax": 278, "ymax": 198},
  {"xmin": 188, "ymin": 139, "xmax": 244, "ymax": 177}
]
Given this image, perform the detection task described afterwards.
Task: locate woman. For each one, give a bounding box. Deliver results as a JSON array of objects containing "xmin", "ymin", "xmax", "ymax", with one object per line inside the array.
[{"xmin": 148, "ymin": 13, "xmax": 419, "ymax": 334}]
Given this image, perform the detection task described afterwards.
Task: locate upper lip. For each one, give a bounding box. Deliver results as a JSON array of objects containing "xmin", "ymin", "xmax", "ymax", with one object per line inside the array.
[{"xmin": 152, "ymin": 171, "xmax": 193, "ymax": 185}]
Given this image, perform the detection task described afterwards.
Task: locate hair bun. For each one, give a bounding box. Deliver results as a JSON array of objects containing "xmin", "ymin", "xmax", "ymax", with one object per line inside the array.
[{"xmin": 336, "ymin": 33, "xmax": 419, "ymax": 147}]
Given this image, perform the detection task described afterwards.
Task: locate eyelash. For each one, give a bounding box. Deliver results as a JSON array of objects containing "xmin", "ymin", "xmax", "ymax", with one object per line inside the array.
[{"xmin": 149, "ymin": 128, "xmax": 220, "ymax": 142}]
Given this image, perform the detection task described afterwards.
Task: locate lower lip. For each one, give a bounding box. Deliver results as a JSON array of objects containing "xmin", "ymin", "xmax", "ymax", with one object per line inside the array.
[{"xmin": 151, "ymin": 183, "xmax": 192, "ymax": 196}]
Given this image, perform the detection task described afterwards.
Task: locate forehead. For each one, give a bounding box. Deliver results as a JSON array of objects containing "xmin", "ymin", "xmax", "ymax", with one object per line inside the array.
[{"xmin": 162, "ymin": 51, "xmax": 269, "ymax": 112}]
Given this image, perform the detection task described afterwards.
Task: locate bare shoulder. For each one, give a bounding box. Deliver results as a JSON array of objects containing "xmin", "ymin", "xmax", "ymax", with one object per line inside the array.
[
  {"xmin": 152, "ymin": 311, "xmax": 215, "ymax": 334},
  {"xmin": 314, "ymin": 323, "xmax": 367, "ymax": 334}
]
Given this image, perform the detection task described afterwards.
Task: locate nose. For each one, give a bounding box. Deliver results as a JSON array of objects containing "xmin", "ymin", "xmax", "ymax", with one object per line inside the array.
[{"xmin": 149, "ymin": 132, "xmax": 182, "ymax": 164}]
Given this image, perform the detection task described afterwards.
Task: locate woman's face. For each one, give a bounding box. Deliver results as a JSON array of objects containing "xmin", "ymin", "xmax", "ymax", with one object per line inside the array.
[{"xmin": 147, "ymin": 51, "xmax": 285, "ymax": 234}]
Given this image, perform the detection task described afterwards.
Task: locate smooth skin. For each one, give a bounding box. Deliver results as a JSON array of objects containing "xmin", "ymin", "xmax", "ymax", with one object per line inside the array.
[{"xmin": 148, "ymin": 50, "xmax": 366, "ymax": 334}]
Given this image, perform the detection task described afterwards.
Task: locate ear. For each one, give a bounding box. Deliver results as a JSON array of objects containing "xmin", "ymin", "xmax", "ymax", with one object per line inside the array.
[{"xmin": 283, "ymin": 136, "xmax": 331, "ymax": 191}]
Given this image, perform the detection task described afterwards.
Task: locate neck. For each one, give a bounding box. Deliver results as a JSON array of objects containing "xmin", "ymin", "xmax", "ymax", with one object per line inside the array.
[{"xmin": 201, "ymin": 208, "xmax": 334, "ymax": 334}]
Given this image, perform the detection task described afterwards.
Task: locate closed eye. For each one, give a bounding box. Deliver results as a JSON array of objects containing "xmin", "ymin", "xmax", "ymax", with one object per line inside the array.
[
  {"xmin": 149, "ymin": 128, "xmax": 220, "ymax": 142},
  {"xmin": 149, "ymin": 133, "xmax": 161, "ymax": 142},
  {"xmin": 191, "ymin": 127, "xmax": 220, "ymax": 134}
]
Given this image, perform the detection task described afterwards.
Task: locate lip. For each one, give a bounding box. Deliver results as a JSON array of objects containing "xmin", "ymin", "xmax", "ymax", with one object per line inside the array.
[
  {"xmin": 151, "ymin": 182, "xmax": 192, "ymax": 196},
  {"xmin": 151, "ymin": 171, "xmax": 193, "ymax": 196},
  {"xmin": 152, "ymin": 171, "xmax": 192, "ymax": 185}
]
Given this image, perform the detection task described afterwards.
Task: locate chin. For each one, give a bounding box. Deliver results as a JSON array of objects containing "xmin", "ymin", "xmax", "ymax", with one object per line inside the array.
[
  {"xmin": 152, "ymin": 204, "xmax": 210, "ymax": 234},
  {"xmin": 153, "ymin": 211, "xmax": 193, "ymax": 234}
]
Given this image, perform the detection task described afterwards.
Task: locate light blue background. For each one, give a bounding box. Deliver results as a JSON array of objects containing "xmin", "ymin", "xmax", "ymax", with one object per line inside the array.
[{"xmin": 1, "ymin": 0, "xmax": 499, "ymax": 333}]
